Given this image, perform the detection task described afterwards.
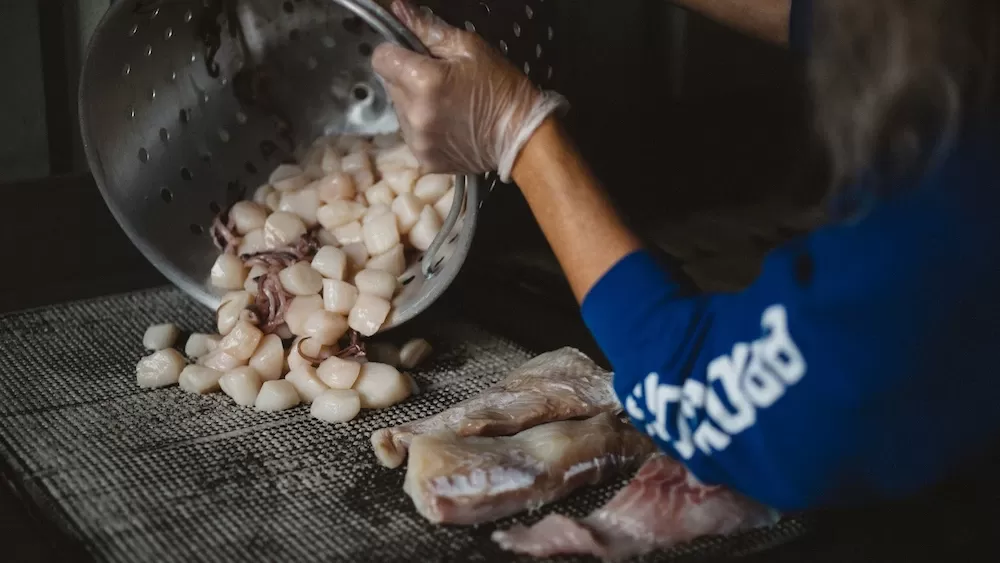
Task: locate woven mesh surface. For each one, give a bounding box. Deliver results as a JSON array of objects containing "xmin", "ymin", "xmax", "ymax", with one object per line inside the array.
[{"xmin": 0, "ymin": 287, "xmax": 805, "ymax": 562}]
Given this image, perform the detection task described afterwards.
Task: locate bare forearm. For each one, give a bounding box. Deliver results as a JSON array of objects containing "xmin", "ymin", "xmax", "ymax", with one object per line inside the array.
[
  {"xmin": 671, "ymin": 0, "xmax": 791, "ymax": 45},
  {"xmin": 510, "ymin": 119, "xmax": 643, "ymax": 303}
]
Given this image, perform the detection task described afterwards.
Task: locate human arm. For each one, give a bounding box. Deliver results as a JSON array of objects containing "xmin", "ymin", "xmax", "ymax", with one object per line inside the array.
[
  {"xmin": 510, "ymin": 120, "xmax": 641, "ymax": 301},
  {"xmin": 508, "ymin": 94, "xmax": 998, "ymax": 513},
  {"xmin": 372, "ymin": 0, "xmax": 1000, "ymax": 511},
  {"xmin": 508, "ymin": 120, "xmax": 999, "ymax": 510}
]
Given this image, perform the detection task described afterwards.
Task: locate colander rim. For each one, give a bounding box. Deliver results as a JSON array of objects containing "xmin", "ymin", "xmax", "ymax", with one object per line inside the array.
[{"xmin": 78, "ymin": 0, "xmax": 481, "ymax": 333}]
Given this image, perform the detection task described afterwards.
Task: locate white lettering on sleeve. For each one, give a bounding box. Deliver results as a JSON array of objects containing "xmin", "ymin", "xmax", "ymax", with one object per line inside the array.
[
  {"xmin": 625, "ymin": 394, "xmax": 645, "ymax": 421},
  {"xmin": 627, "ymin": 303, "xmax": 808, "ymax": 460},
  {"xmin": 674, "ymin": 408, "xmax": 696, "ymax": 460},
  {"xmin": 674, "ymin": 380, "xmax": 708, "ymax": 459},
  {"xmin": 759, "ymin": 305, "xmax": 807, "ymax": 384},
  {"xmin": 651, "ymin": 382, "xmax": 681, "ymax": 443},
  {"xmin": 693, "ymin": 419, "xmax": 732, "ymax": 455},
  {"xmin": 741, "ymin": 351, "xmax": 785, "ymax": 408},
  {"xmin": 681, "ymin": 379, "xmax": 706, "ymax": 418},
  {"xmin": 705, "ymin": 344, "xmax": 757, "ymax": 434}
]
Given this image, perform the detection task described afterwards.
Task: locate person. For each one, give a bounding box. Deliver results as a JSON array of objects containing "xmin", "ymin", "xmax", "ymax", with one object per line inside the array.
[{"xmin": 372, "ymin": 0, "xmax": 1000, "ymax": 512}]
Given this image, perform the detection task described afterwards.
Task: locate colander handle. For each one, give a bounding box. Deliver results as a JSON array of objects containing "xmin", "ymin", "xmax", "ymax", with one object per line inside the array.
[
  {"xmin": 333, "ymin": 0, "xmax": 430, "ymax": 56},
  {"xmin": 336, "ymin": 1, "xmax": 471, "ymax": 279}
]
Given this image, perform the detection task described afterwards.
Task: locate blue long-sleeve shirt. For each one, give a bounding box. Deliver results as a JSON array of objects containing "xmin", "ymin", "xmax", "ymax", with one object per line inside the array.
[{"xmin": 581, "ymin": 1, "xmax": 1000, "ymax": 512}]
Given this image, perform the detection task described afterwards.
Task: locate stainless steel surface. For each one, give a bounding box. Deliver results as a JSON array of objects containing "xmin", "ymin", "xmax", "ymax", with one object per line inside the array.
[
  {"xmin": 421, "ymin": 173, "xmax": 465, "ymax": 277},
  {"xmin": 79, "ymin": 0, "xmax": 556, "ymax": 331}
]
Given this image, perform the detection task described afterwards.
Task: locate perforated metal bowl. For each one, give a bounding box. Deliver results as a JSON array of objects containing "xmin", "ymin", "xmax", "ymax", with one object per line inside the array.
[{"xmin": 79, "ymin": 0, "xmax": 557, "ymax": 330}]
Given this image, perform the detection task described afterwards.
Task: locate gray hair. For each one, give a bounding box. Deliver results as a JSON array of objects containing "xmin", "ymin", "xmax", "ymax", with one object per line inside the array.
[{"xmin": 808, "ymin": 0, "xmax": 998, "ymax": 204}]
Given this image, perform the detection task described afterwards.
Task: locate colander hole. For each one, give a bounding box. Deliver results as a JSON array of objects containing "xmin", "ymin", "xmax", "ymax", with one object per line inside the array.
[
  {"xmin": 480, "ymin": 2, "xmax": 491, "ymax": 15},
  {"xmin": 181, "ymin": 167, "xmax": 193, "ymax": 181},
  {"xmin": 200, "ymin": 152, "xmax": 212, "ymax": 165},
  {"xmin": 526, "ymin": 5, "xmax": 534, "ymax": 19},
  {"xmin": 122, "ymin": 64, "xmax": 131, "ymax": 76},
  {"xmin": 128, "ymin": 23, "xmax": 138, "ymax": 37},
  {"xmin": 209, "ymin": 201, "xmax": 221, "ymax": 214},
  {"xmin": 184, "ymin": 10, "xmax": 193, "ymax": 23},
  {"xmin": 160, "ymin": 188, "xmax": 173, "ymax": 203},
  {"xmin": 189, "ymin": 224, "xmax": 204, "ymax": 235},
  {"xmin": 434, "ymin": 257, "xmax": 445, "ymax": 271},
  {"xmin": 321, "ymin": 35, "xmax": 335, "ymax": 48},
  {"xmin": 342, "ymin": 16, "xmax": 363, "ymax": 35},
  {"xmin": 282, "ymin": 1, "xmax": 294, "ymax": 14},
  {"xmin": 499, "ymin": 40, "xmax": 508, "ymax": 54},
  {"xmin": 159, "ymin": 128, "xmax": 170, "ymax": 143},
  {"xmin": 179, "ymin": 109, "xmax": 190, "ymax": 124},
  {"xmin": 150, "ymin": 88, "xmax": 157, "ymax": 100},
  {"xmin": 548, "ymin": 26, "xmax": 554, "ymax": 40},
  {"xmin": 145, "ymin": 45, "xmax": 153, "ymax": 56},
  {"xmin": 138, "ymin": 148, "xmax": 149, "ymax": 163},
  {"xmin": 358, "ymin": 43, "xmax": 372, "ymax": 56},
  {"xmin": 245, "ymin": 162, "xmax": 258, "ymax": 174},
  {"xmin": 150, "ymin": 8, "xmax": 160, "ymax": 19},
  {"xmin": 218, "ymin": 128, "xmax": 231, "ymax": 143},
  {"xmin": 220, "ymin": 77, "xmax": 228, "ymax": 86},
  {"xmin": 289, "ymin": 29, "xmax": 301, "ymax": 41},
  {"xmin": 448, "ymin": 233, "xmax": 460, "ymax": 244},
  {"xmin": 127, "ymin": 106, "xmax": 135, "ymax": 120},
  {"xmin": 352, "ymin": 85, "xmax": 370, "ymax": 101},
  {"xmin": 190, "ymin": 53, "xmax": 198, "ymax": 63},
  {"xmin": 524, "ymin": 62, "xmax": 530, "ymax": 74},
  {"xmin": 465, "ymin": 21, "xmax": 476, "ymax": 32},
  {"xmin": 164, "ymin": 27, "xmax": 173, "ymax": 40},
  {"xmin": 536, "ymin": 44, "xmax": 543, "ymax": 58},
  {"xmin": 547, "ymin": 66, "xmax": 553, "ymax": 79},
  {"xmin": 401, "ymin": 275, "xmax": 415, "ymax": 286},
  {"xmin": 260, "ymin": 140, "xmax": 278, "ymax": 160},
  {"xmin": 307, "ymin": 57, "xmax": 318, "ymax": 71},
  {"xmin": 169, "ymin": 71, "xmax": 177, "ymax": 82},
  {"xmin": 513, "ymin": 23, "xmax": 521, "ymax": 37}
]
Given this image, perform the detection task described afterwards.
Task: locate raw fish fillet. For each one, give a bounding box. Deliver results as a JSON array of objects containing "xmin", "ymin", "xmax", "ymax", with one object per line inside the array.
[
  {"xmin": 404, "ymin": 412, "xmax": 657, "ymax": 525},
  {"xmin": 372, "ymin": 347, "xmax": 617, "ymax": 468},
  {"xmin": 492, "ymin": 455, "xmax": 780, "ymax": 560}
]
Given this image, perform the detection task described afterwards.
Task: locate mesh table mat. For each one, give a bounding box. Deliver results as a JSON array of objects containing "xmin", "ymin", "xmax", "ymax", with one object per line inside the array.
[{"xmin": 0, "ymin": 287, "xmax": 806, "ymax": 562}]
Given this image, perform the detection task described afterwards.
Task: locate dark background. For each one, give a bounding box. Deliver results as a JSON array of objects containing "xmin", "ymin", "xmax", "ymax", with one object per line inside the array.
[{"xmin": 4, "ymin": 1, "xmax": 994, "ymax": 562}]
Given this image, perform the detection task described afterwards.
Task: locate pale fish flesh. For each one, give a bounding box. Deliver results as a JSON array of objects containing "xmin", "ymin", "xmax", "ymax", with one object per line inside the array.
[
  {"xmin": 372, "ymin": 347, "xmax": 618, "ymax": 468},
  {"xmin": 404, "ymin": 412, "xmax": 657, "ymax": 525},
  {"xmin": 492, "ymin": 455, "xmax": 780, "ymax": 560}
]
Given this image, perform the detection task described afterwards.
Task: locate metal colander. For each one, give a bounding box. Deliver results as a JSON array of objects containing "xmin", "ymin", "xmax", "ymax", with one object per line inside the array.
[{"xmin": 79, "ymin": 0, "xmax": 557, "ymax": 330}]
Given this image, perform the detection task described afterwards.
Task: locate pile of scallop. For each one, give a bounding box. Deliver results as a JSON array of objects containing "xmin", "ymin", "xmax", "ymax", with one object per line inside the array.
[{"xmin": 134, "ymin": 133, "xmax": 454, "ymax": 424}]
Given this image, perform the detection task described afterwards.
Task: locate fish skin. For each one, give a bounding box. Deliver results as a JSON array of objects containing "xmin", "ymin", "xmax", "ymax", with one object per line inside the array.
[
  {"xmin": 371, "ymin": 347, "xmax": 618, "ymax": 468},
  {"xmin": 404, "ymin": 412, "xmax": 657, "ymax": 525}
]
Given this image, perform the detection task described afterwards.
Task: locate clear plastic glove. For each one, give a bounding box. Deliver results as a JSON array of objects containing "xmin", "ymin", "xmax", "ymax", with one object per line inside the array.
[{"xmin": 371, "ymin": 0, "xmax": 567, "ymax": 182}]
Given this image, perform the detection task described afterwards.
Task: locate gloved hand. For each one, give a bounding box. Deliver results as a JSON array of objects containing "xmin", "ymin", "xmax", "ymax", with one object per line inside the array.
[{"xmin": 371, "ymin": 0, "xmax": 567, "ymax": 182}]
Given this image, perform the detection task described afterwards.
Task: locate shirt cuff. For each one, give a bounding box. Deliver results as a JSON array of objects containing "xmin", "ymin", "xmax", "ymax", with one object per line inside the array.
[{"xmin": 581, "ymin": 250, "xmax": 683, "ymax": 373}]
